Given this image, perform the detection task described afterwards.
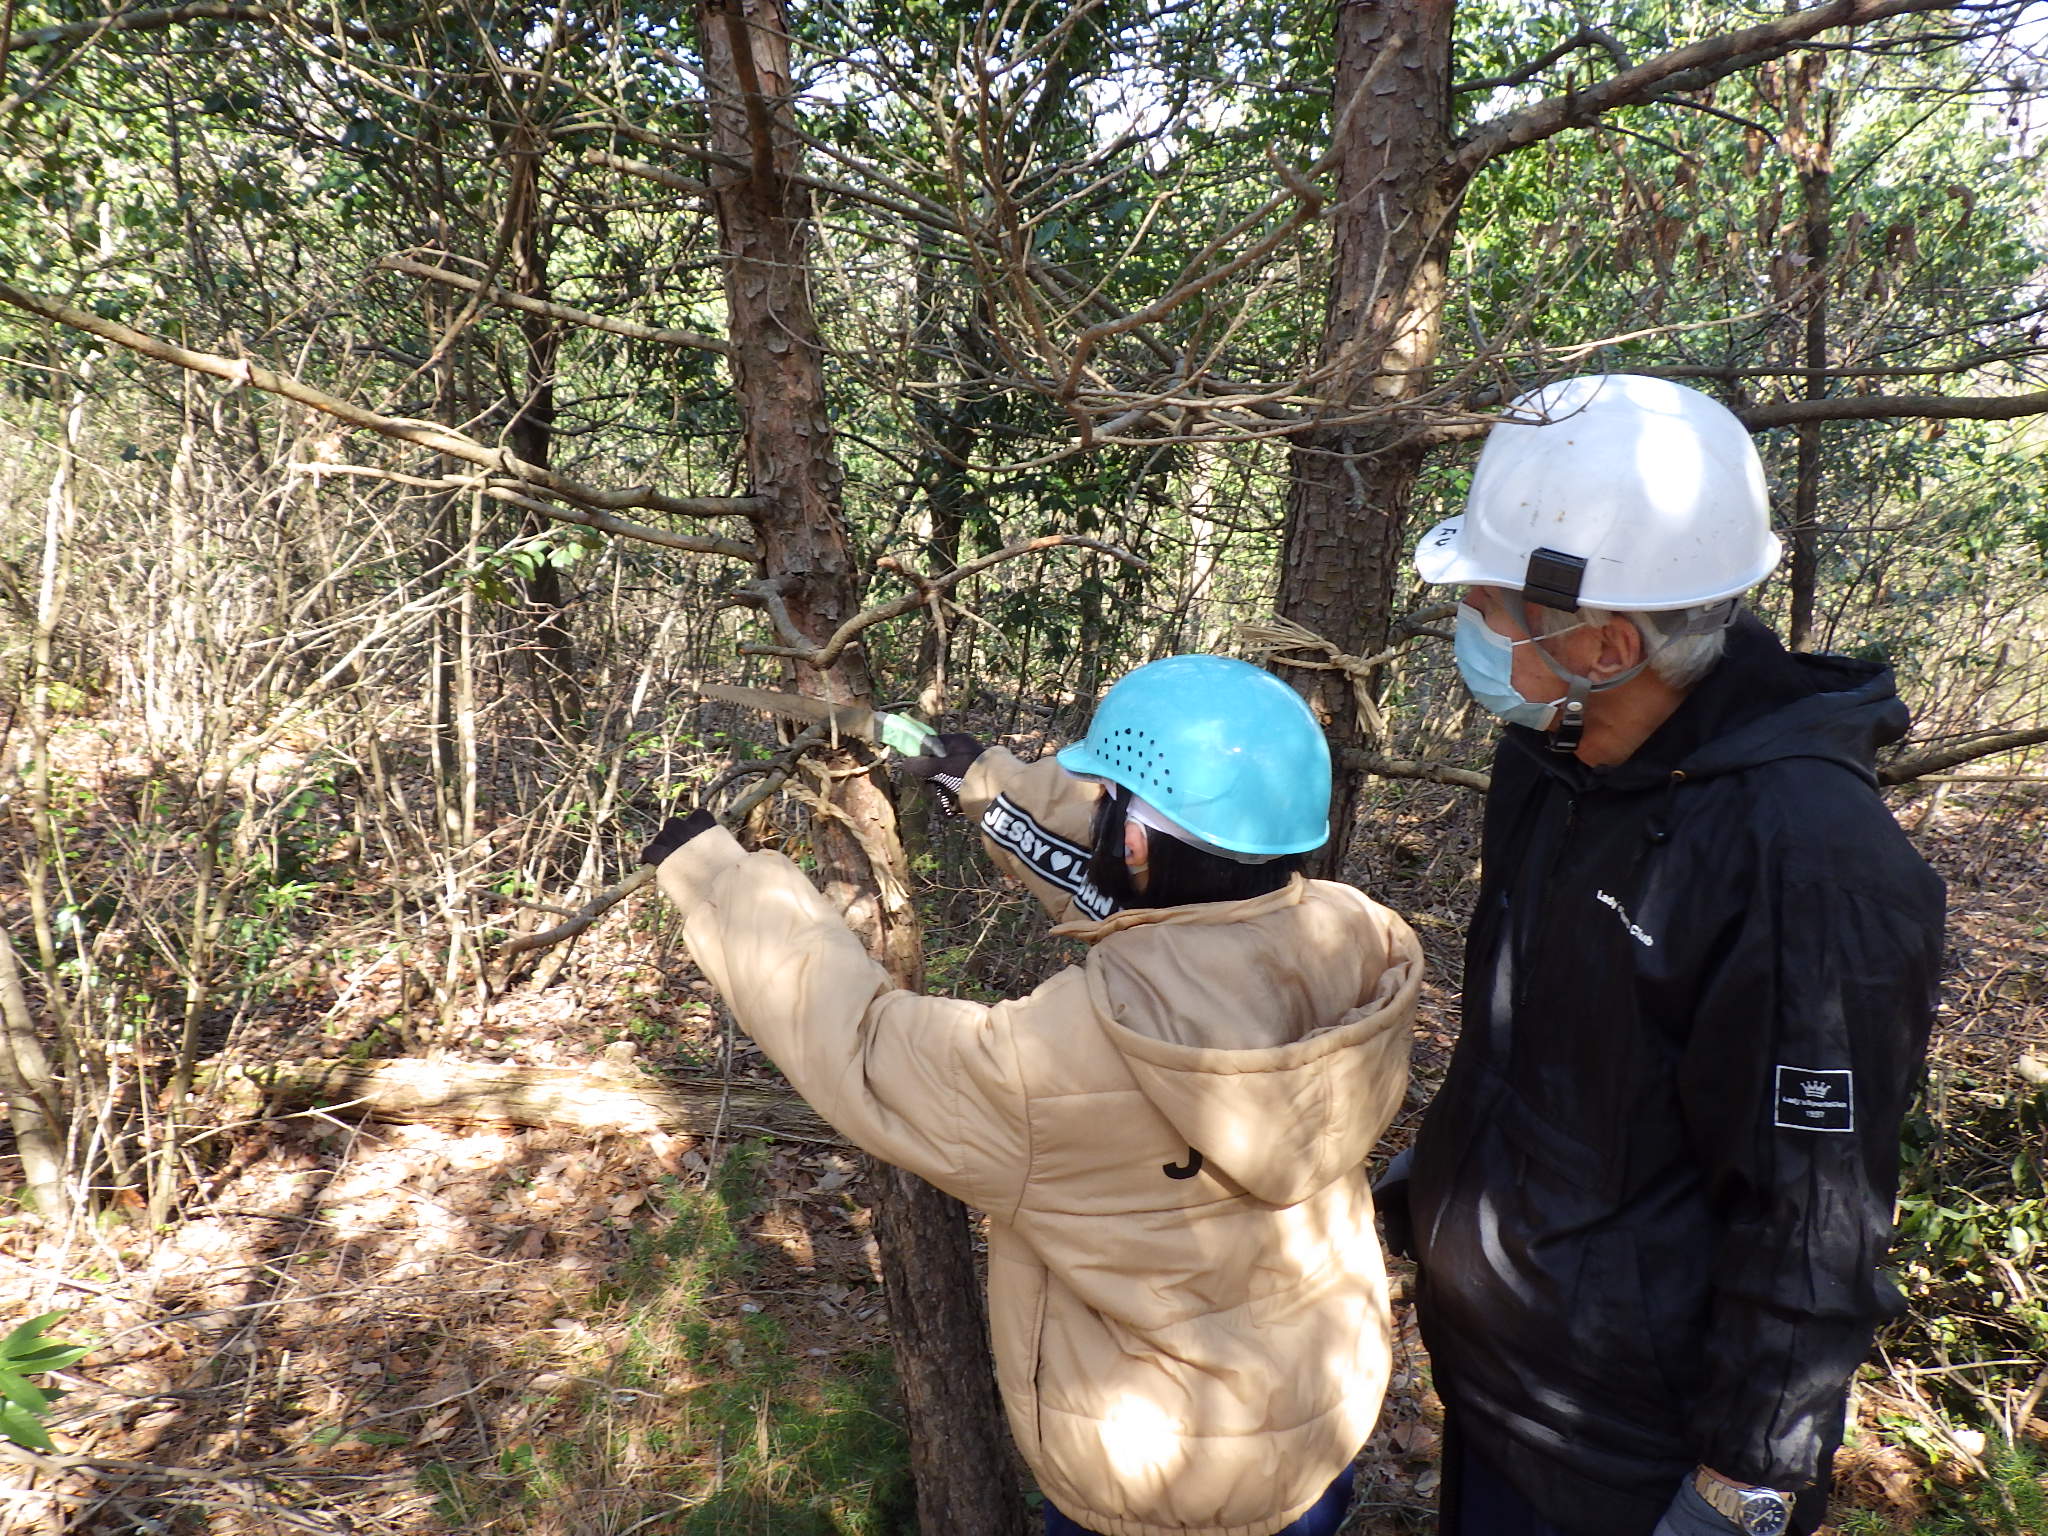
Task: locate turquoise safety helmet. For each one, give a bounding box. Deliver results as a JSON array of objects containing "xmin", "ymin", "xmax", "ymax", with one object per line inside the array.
[{"xmin": 1056, "ymin": 655, "xmax": 1331, "ymax": 858}]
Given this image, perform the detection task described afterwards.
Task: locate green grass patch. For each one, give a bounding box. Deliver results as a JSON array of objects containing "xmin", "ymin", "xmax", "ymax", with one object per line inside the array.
[
  {"xmin": 1839, "ymin": 1440, "xmax": 2048, "ymax": 1535},
  {"xmin": 428, "ymin": 1142, "xmax": 913, "ymax": 1536}
]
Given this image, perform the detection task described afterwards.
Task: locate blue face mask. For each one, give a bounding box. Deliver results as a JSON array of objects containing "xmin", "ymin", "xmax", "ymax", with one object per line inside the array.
[{"xmin": 1454, "ymin": 602, "xmax": 1567, "ymax": 731}]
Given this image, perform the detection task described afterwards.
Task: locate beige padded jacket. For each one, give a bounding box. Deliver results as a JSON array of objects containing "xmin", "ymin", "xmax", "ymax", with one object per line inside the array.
[{"xmin": 654, "ymin": 748, "xmax": 1420, "ymax": 1536}]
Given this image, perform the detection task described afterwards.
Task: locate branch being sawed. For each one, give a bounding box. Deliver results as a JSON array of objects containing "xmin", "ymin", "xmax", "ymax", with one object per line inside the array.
[{"xmin": 497, "ymin": 728, "xmax": 822, "ymax": 959}]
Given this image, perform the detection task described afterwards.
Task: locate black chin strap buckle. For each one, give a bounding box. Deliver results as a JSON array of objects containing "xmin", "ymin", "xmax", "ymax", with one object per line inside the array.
[{"xmin": 1549, "ymin": 696, "xmax": 1587, "ymax": 754}]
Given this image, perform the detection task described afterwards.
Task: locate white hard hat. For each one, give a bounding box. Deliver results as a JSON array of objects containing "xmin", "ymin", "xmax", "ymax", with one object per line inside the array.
[{"xmin": 1414, "ymin": 374, "xmax": 1781, "ymax": 612}]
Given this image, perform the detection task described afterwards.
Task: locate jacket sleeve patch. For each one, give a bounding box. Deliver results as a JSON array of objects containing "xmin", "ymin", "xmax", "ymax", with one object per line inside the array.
[
  {"xmin": 1773, "ymin": 1065, "xmax": 1855, "ymax": 1133},
  {"xmin": 981, "ymin": 793, "xmax": 1115, "ymax": 920}
]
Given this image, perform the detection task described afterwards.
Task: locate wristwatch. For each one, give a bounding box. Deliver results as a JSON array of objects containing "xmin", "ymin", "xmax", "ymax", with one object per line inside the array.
[{"xmin": 1693, "ymin": 1467, "xmax": 1795, "ymax": 1536}]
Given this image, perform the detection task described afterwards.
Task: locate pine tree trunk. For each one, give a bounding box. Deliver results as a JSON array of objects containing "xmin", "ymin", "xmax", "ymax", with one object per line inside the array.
[
  {"xmin": 1786, "ymin": 80, "xmax": 1834, "ymax": 653},
  {"xmin": 504, "ymin": 130, "xmax": 585, "ymax": 735},
  {"xmin": 695, "ymin": 4, "xmax": 1026, "ymax": 1529},
  {"xmin": 1278, "ymin": 0, "xmax": 1463, "ymax": 876}
]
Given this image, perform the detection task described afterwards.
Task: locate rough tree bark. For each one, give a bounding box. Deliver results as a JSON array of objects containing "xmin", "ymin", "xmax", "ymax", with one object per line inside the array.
[
  {"xmin": 504, "ymin": 127, "xmax": 586, "ymax": 736},
  {"xmin": 0, "ymin": 936, "xmax": 68, "ymax": 1220},
  {"xmin": 1785, "ymin": 65, "xmax": 1834, "ymax": 653},
  {"xmin": 694, "ymin": 2, "xmax": 1026, "ymax": 1529},
  {"xmin": 1277, "ymin": 0, "xmax": 1462, "ymax": 877}
]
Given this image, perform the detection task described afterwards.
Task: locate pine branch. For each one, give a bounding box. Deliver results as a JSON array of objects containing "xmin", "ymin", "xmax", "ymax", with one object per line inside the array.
[
  {"xmin": 739, "ymin": 535, "xmax": 1149, "ymax": 669},
  {"xmin": 1880, "ymin": 725, "xmax": 2048, "ymax": 784},
  {"xmin": 377, "ymin": 256, "xmax": 734, "ymax": 356},
  {"xmin": 1455, "ymin": 0, "xmax": 1974, "ymax": 175},
  {"xmin": 1738, "ymin": 390, "xmax": 2048, "ymax": 427}
]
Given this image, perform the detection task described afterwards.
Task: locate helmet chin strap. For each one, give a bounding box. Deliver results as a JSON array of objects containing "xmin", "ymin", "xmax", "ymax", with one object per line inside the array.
[{"xmin": 1511, "ymin": 596, "xmax": 1651, "ymax": 755}]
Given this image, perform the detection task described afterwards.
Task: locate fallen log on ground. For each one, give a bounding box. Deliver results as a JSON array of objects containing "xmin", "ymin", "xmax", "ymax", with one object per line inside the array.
[{"xmin": 205, "ymin": 1056, "xmax": 842, "ymax": 1145}]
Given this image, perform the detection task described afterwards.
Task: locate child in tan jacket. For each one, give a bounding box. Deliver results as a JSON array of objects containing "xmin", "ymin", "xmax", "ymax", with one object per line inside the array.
[{"xmin": 644, "ymin": 656, "xmax": 1419, "ymax": 1536}]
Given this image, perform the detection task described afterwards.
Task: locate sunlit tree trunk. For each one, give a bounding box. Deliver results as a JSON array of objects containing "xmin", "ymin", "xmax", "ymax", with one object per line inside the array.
[{"xmin": 695, "ymin": 3, "xmax": 1026, "ymax": 1528}]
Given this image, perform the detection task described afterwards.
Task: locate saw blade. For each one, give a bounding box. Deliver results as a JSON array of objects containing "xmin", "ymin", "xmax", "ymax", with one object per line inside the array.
[
  {"xmin": 699, "ymin": 684, "xmax": 935, "ymax": 755},
  {"xmin": 700, "ymin": 683, "xmax": 877, "ymax": 739}
]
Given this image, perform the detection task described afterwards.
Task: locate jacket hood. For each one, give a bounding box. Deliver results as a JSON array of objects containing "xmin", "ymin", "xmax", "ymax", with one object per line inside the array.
[
  {"xmin": 1058, "ymin": 878, "xmax": 1421, "ymax": 1206},
  {"xmin": 1512, "ymin": 612, "xmax": 1911, "ymax": 792}
]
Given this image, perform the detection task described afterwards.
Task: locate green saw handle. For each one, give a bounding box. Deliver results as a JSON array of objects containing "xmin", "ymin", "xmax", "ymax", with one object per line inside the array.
[{"xmin": 876, "ymin": 711, "xmax": 940, "ymax": 757}]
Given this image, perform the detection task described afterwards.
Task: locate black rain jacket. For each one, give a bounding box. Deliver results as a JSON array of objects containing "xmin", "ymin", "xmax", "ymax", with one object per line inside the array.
[{"xmin": 1408, "ymin": 614, "xmax": 1945, "ymax": 1536}]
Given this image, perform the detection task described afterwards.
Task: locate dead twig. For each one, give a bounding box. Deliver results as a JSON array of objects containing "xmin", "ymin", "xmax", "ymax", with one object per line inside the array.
[
  {"xmin": 0, "ymin": 279, "xmax": 768, "ymax": 531},
  {"xmin": 741, "ymin": 535, "xmax": 1148, "ymax": 668},
  {"xmin": 378, "ymin": 254, "xmax": 734, "ymax": 356},
  {"xmin": 1239, "ymin": 604, "xmax": 1457, "ymax": 748}
]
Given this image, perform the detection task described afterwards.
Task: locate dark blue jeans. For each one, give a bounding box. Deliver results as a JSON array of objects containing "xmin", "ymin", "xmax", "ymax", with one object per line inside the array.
[
  {"xmin": 1043, "ymin": 1465, "xmax": 1355, "ymax": 1536},
  {"xmin": 1441, "ymin": 1418, "xmax": 1574, "ymax": 1536}
]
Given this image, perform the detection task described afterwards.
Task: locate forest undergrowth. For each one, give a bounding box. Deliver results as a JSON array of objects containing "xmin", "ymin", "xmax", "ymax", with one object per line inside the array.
[{"xmin": 1, "ymin": 698, "xmax": 2043, "ymax": 1536}]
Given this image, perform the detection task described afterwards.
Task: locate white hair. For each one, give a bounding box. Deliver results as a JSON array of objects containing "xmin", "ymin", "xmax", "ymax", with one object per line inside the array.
[{"xmin": 1531, "ymin": 603, "xmax": 1730, "ymax": 689}]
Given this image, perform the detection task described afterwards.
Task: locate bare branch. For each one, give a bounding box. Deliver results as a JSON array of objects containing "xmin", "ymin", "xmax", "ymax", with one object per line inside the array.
[
  {"xmin": 0, "ymin": 279, "xmax": 767, "ymax": 526},
  {"xmin": 1455, "ymin": 0, "xmax": 1972, "ymax": 175},
  {"xmin": 1454, "ymin": 23, "xmax": 1634, "ymax": 94},
  {"xmin": 1059, "ymin": 160, "xmax": 1327, "ymax": 441},
  {"xmin": 378, "ymin": 255, "xmax": 734, "ymax": 356},
  {"xmin": 496, "ymin": 866, "xmax": 654, "ymax": 958},
  {"xmin": 1880, "ymin": 725, "xmax": 2048, "ymax": 784},
  {"xmin": 584, "ymin": 126, "xmax": 962, "ymax": 235},
  {"xmin": 11, "ymin": 0, "xmax": 438, "ymax": 48},
  {"xmin": 291, "ymin": 464, "xmax": 760, "ymax": 560},
  {"xmin": 739, "ymin": 535, "xmax": 1150, "ymax": 668},
  {"xmin": 727, "ymin": 576, "xmax": 810, "ymax": 649},
  {"xmin": 498, "ymin": 735, "xmax": 813, "ymax": 958},
  {"xmin": 1339, "ymin": 749, "xmax": 1492, "ymax": 793},
  {"xmin": 1738, "ymin": 389, "xmax": 2048, "ymax": 427},
  {"xmin": 581, "ymin": 148, "xmax": 714, "ymax": 198},
  {"xmin": 1638, "ymin": 346, "xmax": 2048, "ymax": 383}
]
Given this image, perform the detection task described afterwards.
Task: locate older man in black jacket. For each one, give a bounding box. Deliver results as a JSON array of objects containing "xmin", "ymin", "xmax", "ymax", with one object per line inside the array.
[{"xmin": 1392, "ymin": 375, "xmax": 1945, "ymax": 1536}]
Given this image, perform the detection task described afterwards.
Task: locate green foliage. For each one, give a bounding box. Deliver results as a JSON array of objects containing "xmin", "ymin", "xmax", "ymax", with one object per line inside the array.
[
  {"xmin": 1840, "ymin": 1441, "xmax": 2048, "ymax": 1535},
  {"xmin": 1886, "ymin": 1074, "xmax": 2048, "ymax": 1426},
  {"xmin": 462, "ymin": 528, "xmax": 605, "ymax": 607},
  {"xmin": 1925, "ymin": 1442, "xmax": 2048, "ymax": 1536},
  {"xmin": 0, "ymin": 1313, "xmax": 92, "ymax": 1452}
]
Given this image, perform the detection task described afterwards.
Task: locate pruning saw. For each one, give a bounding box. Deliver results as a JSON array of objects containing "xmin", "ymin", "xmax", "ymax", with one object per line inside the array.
[{"xmin": 699, "ymin": 683, "xmax": 940, "ymax": 757}]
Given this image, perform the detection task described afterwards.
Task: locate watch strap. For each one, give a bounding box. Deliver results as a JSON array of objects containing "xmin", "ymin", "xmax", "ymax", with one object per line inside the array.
[{"xmin": 1692, "ymin": 1468, "xmax": 1793, "ymax": 1534}]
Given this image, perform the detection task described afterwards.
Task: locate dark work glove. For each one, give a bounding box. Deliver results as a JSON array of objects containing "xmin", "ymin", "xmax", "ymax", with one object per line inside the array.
[
  {"xmin": 1372, "ymin": 1146, "xmax": 1416, "ymax": 1261},
  {"xmin": 640, "ymin": 808, "xmax": 718, "ymax": 867},
  {"xmin": 1651, "ymin": 1478, "xmax": 1745, "ymax": 1536},
  {"xmin": 895, "ymin": 732, "xmax": 987, "ymax": 815}
]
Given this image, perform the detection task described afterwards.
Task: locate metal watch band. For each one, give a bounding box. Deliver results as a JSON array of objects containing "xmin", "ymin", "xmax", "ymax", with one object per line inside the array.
[{"xmin": 1693, "ymin": 1468, "xmax": 1794, "ymax": 1534}]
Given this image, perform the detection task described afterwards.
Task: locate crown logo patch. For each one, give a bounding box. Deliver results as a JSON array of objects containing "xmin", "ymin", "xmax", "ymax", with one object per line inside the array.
[{"xmin": 1775, "ymin": 1066, "xmax": 1854, "ymax": 1133}]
